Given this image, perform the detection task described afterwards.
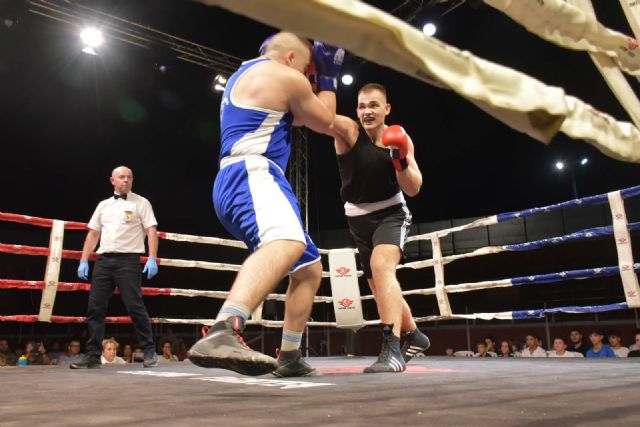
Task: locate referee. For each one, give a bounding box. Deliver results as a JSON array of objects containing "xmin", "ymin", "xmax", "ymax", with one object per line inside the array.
[{"xmin": 71, "ymin": 166, "xmax": 159, "ymax": 369}]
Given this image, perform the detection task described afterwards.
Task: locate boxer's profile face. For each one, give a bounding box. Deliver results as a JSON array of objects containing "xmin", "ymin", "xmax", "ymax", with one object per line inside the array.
[
  {"xmin": 110, "ymin": 166, "xmax": 133, "ymax": 195},
  {"xmin": 357, "ymin": 89, "xmax": 390, "ymax": 131}
]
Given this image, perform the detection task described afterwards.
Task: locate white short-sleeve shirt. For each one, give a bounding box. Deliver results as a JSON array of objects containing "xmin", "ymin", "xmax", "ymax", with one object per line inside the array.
[
  {"xmin": 88, "ymin": 192, "xmax": 158, "ymax": 254},
  {"xmin": 520, "ymin": 346, "xmax": 548, "ymax": 357},
  {"xmin": 548, "ymin": 351, "xmax": 583, "ymax": 358},
  {"xmin": 612, "ymin": 347, "xmax": 630, "ymax": 358}
]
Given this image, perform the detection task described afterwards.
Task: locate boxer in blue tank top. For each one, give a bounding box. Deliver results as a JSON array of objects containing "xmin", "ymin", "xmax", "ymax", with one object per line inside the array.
[{"xmin": 188, "ymin": 32, "xmax": 352, "ymax": 377}]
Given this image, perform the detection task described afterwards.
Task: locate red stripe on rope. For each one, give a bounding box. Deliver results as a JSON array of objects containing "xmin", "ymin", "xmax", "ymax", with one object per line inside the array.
[
  {"xmin": 0, "ymin": 315, "xmax": 133, "ymax": 323},
  {"xmin": 2, "ymin": 212, "xmax": 176, "ymax": 242},
  {"xmin": 0, "ymin": 279, "xmax": 173, "ymax": 296},
  {"xmin": 0, "ymin": 212, "xmax": 87, "ymax": 230}
]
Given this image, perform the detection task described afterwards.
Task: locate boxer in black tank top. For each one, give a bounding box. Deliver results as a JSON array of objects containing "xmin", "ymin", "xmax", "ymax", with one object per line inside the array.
[{"xmin": 332, "ymin": 83, "xmax": 431, "ymax": 373}]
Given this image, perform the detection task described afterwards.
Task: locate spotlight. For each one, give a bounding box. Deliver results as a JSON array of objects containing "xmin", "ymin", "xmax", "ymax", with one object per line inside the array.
[
  {"xmin": 580, "ymin": 158, "xmax": 589, "ymax": 166},
  {"xmin": 555, "ymin": 161, "xmax": 564, "ymax": 171},
  {"xmin": 215, "ymin": 75, "xmax": 227, "ymax": 85},
  {"xmin": 422, "ymin": 23, "xmax": 437, "ymax": 37},
  {"xmin": 212, "ymin": 74, "xmax": 228, "ymax": 92},
  {"xmin": 80, "ymin": 27, "xmax": 103, "ymax": 48},
  {"xmin": 80, "ymin": 27, "xmax": 103, "ymax": 55},
  {"xmin": 341, "ymin": 74, "xmax": 354, "ymax": 85}
]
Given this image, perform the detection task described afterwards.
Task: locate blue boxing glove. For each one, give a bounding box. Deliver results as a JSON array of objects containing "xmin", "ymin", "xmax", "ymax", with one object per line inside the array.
[
  {"xmin": 312, "ymin": 41, "xmax": 344, "ymax": 92},
  {"xmin": 259, "ymin": 33, "xmax": 275, "ymax": 55},
  {"xmin": 77, "ymin": 260, "xmax": 89, "ymax": 281},
  {"xmin": 142, "ymin": 257, "xmax": 158, "ymax": 279}
]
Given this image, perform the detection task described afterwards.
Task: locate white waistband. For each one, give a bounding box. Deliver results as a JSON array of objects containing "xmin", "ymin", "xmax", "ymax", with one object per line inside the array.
[
  {"xmin": 344, "ymin": 192, "xmax": 406, "ymax": 217},
  {"xmin": 219, "ymin": 154, "xmax": 284, "ymax": 175}
]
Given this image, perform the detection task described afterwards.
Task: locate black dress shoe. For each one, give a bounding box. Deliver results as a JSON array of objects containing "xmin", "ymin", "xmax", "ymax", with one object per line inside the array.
[{"xmin": 70, "ymin": 357, "xmax": 102, "ymax": 369}]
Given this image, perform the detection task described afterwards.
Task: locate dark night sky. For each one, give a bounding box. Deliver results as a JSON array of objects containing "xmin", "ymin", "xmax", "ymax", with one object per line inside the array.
[{"xmin": 1, "ymin": 0, "xmax": 640, "ymax": 239}]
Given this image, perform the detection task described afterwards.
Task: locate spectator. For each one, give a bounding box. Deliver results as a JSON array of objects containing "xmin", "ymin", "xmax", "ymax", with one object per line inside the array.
[
  {"xmin": 177, "ymin": 341, "xmax": 189, "ymax": 362},
  {"xmin": 567, "ymin": 328, "xmax": 589, "ymax": 356},
  {"xmin": 121, "ymin": 344, "xmax": 133, "ymax": 363},
  {"xmin": 585, "ymin": 330, "xmax": 616, "ymax": 358},
  {"xmin": 607, "ymin": 332, "xmax": 629, "ymax": 358},
  {"xmin": 474, "ymin": 342, "xmax": 492, "ymax": 357},
  {"xmin": 160, "ymin": 340, "xmax": 178, "ymax": 362},
  {"xmin": 445, "ymin": 346, "xmax": 455, "ymax": 357},
  {"xmin": 511, "ymin": 342, "xmax": 522, "ymax": 357},
  {"xmin": 629, "ymin": 329, "xmax": 640, "ymax": 351},
  {"xmin": 0, "ymin": 339, "xmax": 17, "ymax": 366},
  {"xmin": 484, "ymin": 336, "xmax": 496, "ymax": 353},
  {"xmin": 520, "ymin": 334, "xmax": 547, "ymax": 358},
  {"xmin": 132, "ymin": 345, "xmax": 145, "ymax": 363},
  {"xmin": 548, "ymin": 337, "xmax": 582, "ymax": 358},
  {"xmin": 23, "ymin": 341, "xmax": 52, "ymax": 365},
  {"xmin": 101, "ymin": 339, "xmax": 127, "ymax": 365},
  {"xmin": 55, "ymin": 340, "xmax": 84, "ymax": 366},
  {"xmin": 627, "ymin": 333, "xmax": 640, "ymax": 357},
  {"xmin": 47, "ymin": 340, "xmax": 63, "ymax": 361},
  {"xmin": 497, "ymin": 340, "xmax": 513, "ymax": 358}
]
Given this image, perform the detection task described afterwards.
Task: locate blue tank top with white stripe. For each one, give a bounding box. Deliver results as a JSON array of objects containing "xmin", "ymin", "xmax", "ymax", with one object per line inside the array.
[{"xmin": 219, "ymin": 58, "xmax": 294, "ymax": 172}]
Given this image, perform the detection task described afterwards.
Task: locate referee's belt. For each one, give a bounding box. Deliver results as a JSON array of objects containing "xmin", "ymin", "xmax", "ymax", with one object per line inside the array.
[{"xmin": 99, "ymin": 252, "xmax": 143, "ymax": 258}]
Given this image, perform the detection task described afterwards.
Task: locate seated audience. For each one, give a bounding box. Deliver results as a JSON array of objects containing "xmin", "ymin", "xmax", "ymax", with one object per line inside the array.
[
  {"xmin": 607, "ymin": 332, "xmax": 629, "ymax": 358},
  {"xmin": 47, "ymin": 340, "xmax": 63, "ymax": 361},
  {"xmin": 177, "ymin": 341, "xmax": 189, "ymax": 361},
  {"xmin": 629, "ymin": 329, "xmax": 640, "ymax": 351},
  {"xmin": 520, "ymin": 334, "xmax": 547, "ymax": 358},
  {"xmin": 445, "ymin": 346, "xmax": 455, "ymax": 357},
  {"xmin": 55, "ymin": 340, "xmax": 84, "ymax": 366},
  {"xmin": 0, "ymin": 339, "xmax": 17, "ymax": 366},
  {"xmin": 23, "ymin": 341, "xmax": 51, "ymax": 365},
  {"xmin": 626, "ymin": 333, "xmax": 640, "ymax": 357},
  {"xmin": 566, "ymin": 328, "xmax": 589, "ymax": 356},
  {"xmin": 497, "ymin": 340, "xmax": 514, "ymax": 358},
  {"xmin": 132, "ymin": 345, "xmax": 145, "ymax": 363},
  {"xmin": 548, "ymin": 337, "xmax": 582, "ymax": 358},
  {"xmin": 474, "ymin": 342, "xmax": 492, "ymax": 357},
  {"xmin": 121, "ymin": 344, "xmax": 133, "ymax": 363},
  {"xmin": 101, "ymin": 338, "xmax": 127, "ymax": 365},
  {"xmin": 585, "ymin": 330, "xmax": 616, "ymax": 358},
  {"xmin": 160, "ymin": 340, "xmax": 178, "ymax": 362},
  {"xmin": 484, "ymin": 336, "xmax": 496, "ymax": 353}
]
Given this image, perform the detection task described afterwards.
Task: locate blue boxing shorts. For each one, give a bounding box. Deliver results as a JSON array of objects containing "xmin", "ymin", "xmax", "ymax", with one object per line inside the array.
[{"xmin": 213, "ymin": 155, "xmax": 320, "ymax": 272}]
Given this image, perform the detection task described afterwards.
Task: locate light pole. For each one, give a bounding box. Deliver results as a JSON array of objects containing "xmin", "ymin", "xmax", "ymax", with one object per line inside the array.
[{"xmin": 554, "ymin": 157, "xmax": 589, "ymax": 199}]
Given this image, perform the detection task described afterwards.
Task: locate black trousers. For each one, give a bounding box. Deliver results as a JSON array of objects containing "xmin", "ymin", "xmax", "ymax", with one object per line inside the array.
[{"xmin": 85, "ymin": 253, "xmax": 154, "ymax": 358}]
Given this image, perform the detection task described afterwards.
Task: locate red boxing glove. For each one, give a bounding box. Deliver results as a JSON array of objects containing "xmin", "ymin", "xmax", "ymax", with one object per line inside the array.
[{"xmin": 381, "ymin": 125, "xmax": 409, "ymax": 171}]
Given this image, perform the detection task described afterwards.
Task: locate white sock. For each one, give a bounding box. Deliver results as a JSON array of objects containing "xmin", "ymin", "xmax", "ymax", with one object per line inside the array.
[
  {"xmin": 216, "ymin": 302, "xmax": 251, "ymax": 322},
  {"xmin": 280, "ymin": 329, "xmax": 303, "ymax": 352}
]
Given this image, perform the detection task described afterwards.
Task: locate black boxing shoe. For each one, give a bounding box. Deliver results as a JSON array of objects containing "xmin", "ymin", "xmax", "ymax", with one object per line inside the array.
[
  {"xmin": 401, "ymin": 328, "xmax": 431, "ymax": 363},
  {"xmin": 188, "ymin": 316, "xmax": 278, "ymax": 376},
  {"xmin": 363, "ymin": 325, "xmax": 406, "ymax": 373},
  {"xmin": 272, "ymin": 349, "xmax": 319, "ymax": 378},
  {"xmin": 70, "ymin": 355, "xmax": 102, "ymax": 369}
]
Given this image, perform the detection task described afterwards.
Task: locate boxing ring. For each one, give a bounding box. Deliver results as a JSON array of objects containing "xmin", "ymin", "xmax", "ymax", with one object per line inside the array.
[
  {"xmin": 2, "ymin": 0, "xmax": 640, "ymax": 424},
  {"xmin": 1, "ymin": 185, "xmax": 639, "ymax": 426},
  {"xmin": 1, "ymin": 184, "xmax": 639, "ymax": 334}
]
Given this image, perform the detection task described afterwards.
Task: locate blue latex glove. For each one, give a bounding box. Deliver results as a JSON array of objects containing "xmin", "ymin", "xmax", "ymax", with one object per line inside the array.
[
  {"xmin": 77, "ymin": 260, "xmax": 89, "ymax": 280},
  {"xmin": 312, "ymin": 41, "xmax": 345, "ymax": 92},
  {"xmin": 142, "ymin": 257, "xmax": 158, "ymax": 279}
]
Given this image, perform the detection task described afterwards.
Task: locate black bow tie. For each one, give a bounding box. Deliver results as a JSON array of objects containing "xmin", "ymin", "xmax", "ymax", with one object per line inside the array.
[{"xmin": 114, "ymin": 193, "xmax": 127, "ymax": 200}]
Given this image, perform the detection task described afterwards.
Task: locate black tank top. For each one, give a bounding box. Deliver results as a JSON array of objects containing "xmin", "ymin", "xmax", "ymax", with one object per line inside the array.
[{"xmin": 337, "ymin": 128, "xmax": 400, "ymax": 204}]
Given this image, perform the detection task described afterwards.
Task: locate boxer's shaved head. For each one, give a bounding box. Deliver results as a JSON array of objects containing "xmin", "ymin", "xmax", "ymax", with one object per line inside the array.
[{"xmin": 263, "ymin": 31, "xmax": 312, "ymax": 74}]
